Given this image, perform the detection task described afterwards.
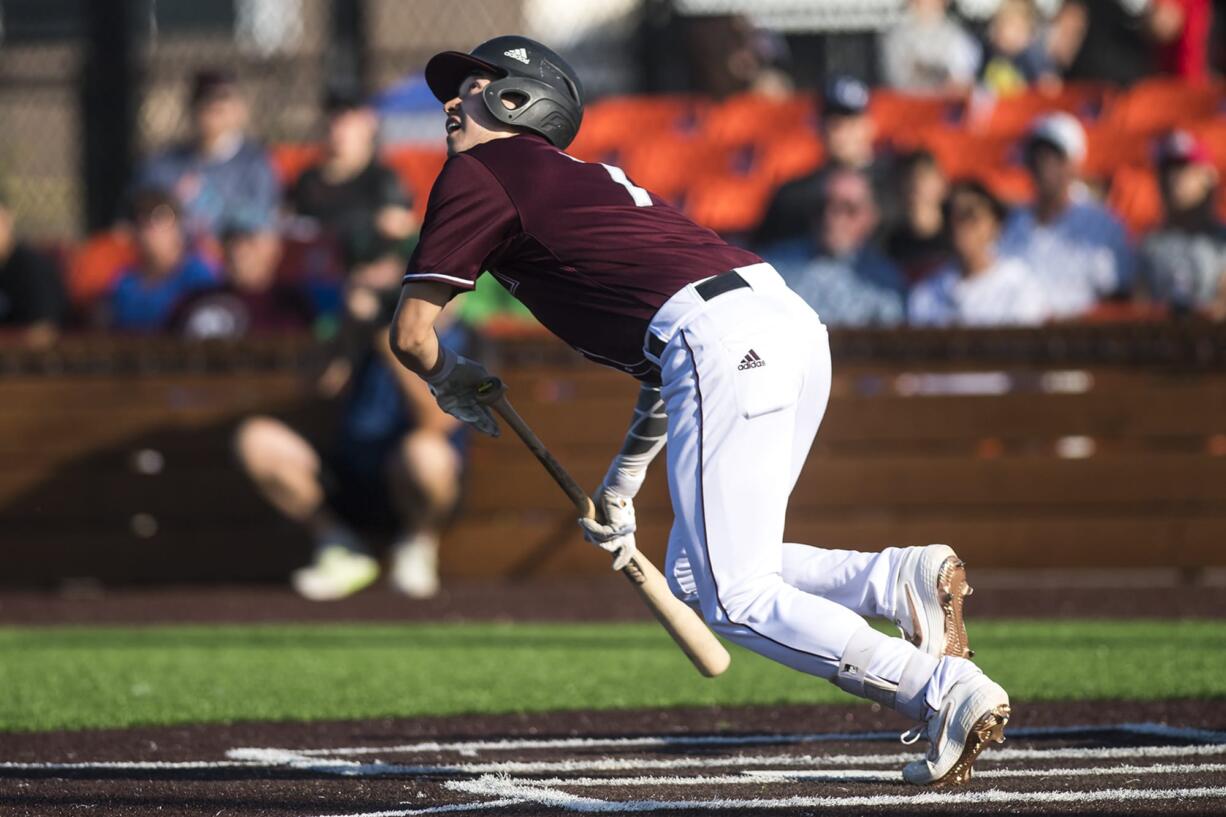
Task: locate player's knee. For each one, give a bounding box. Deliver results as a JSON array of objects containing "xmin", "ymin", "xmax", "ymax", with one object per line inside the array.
[
  {"xmin": 397, "ymin": 429, "xmax": 459, "ymax": 486},
  {"xmin": 713, "ymin": 573, "xmax": 786, "ymax": 629},
  {"xmin": 233, "ymin": 416, "xmax": 280, "ymax": 473},
  {"xmin": 392, "ymin": 429, "xmax": 460, "ymax": 493}
]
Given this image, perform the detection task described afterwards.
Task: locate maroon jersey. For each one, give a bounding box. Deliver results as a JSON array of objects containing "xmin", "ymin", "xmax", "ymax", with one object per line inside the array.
[{"xmin": 403, "ymin": 134, "xmax": 761, "ymax": 380}]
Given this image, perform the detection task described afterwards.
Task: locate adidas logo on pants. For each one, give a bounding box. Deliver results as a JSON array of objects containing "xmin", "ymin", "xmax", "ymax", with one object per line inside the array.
[{"xmin": 737, "ymin": 349, "xmax": 765, "ymax": 370}]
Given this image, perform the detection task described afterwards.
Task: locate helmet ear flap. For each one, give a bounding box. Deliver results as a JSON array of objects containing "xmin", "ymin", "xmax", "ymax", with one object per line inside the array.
[{"xmin": 481, "ymin": 77, "xmax": 581, "ymax": 149}]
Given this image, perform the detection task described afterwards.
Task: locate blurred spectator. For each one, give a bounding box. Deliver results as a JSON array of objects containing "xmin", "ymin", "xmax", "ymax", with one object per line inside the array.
[
  {"xmin": 136, "ymin": 69, "xmax": 279, "ymax": 239},
  {"xmin": 1047, "ymin": 0, "xmax": 1154, "ymax": 86},
  {"xmin": 1138, "ymin": 131, "xmax": 1226, "ymax": 318},
  {"xmin": 169, "ymin": 220, "xmax": 314, "ymax": 338},
  {"xmin": 0, "ymin": 189, "xmax": 67, "ymax": 346},
  {"xmin": 233, "ymin": 276, "xmax": 468, "ymax": 601},
  {"xmin": 106, "ymin": 188, "xmax": 217, "ymax": 332},
  {"xmin": 753, "ymin": 76, "xmax": 892, "ymax": 248},
  {"xmin": 884, "ymin": 149, "xmax": 952, "ymax": 284},
  {"xmin": 910, "ymin": 180, "xmax": 1048, "ymax": 327},
  {"xmin": 286, "ymin": 82, "xmax": 417, "ymax": 271},
  {"xmin": 1151, "ymin": 0, "xmax": 1215, "ymax": 82},
  {"xmin": 880, "ymin": 0, "xmax": 981, "ymax": 93},
  {"xmin": 681, "ymin": 15, "xmax": 794, "ymax": 99},
  {"xmin": 980, "ymin": 0, "xmax": 1059, "ymax": 96},
  {"xmin": 999, "ymin": 114, "xmax": 1134, "ymax": 319},
  {"xmin": 768, "ymin": 167, "xmax": 906, "ymax": 327}
]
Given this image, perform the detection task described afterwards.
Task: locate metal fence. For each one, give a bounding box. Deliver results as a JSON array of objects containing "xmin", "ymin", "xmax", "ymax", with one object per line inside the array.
[{"xmin": 0, "ymin": 0, "xmax": 935, "ymax": 240}]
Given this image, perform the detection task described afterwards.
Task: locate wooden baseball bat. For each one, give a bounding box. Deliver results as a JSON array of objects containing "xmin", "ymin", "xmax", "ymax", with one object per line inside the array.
[{"xmin": 476, "ymin": 378, "xmax": 731, "ymax": 678}]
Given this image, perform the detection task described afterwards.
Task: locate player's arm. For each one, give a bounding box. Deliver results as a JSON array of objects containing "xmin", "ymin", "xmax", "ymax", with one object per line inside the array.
[
  {"xmin": 389, "ymin": 154, "xmax": 518, "ymax": 435},
  {"xmin": 390, "ymin": 281, "xmax": 499, "ymax": 437},
  {"xmin": 579, "ymin": 384, "xmax": 669, "ymax": 570}
]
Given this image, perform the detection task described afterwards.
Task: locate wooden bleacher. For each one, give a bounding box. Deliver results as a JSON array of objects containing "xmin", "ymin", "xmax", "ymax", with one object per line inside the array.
[{"xmin": 1, "ymin": 325, "xmax": 1224, "ymax": 586}]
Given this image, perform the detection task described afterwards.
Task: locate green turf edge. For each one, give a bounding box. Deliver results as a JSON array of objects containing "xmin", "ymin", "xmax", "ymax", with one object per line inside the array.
[{"xmin": 1, "ymin": 619, "xmax": 1223, "ymax": 733}]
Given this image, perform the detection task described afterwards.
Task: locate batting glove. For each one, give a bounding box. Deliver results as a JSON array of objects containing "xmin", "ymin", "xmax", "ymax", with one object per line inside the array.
[
  {"xmin": 578, "ymin": 486, "xmax": 637, "ymax": 571},
  {"xmin": 425, "ymin": 346, "xmax": 499, "ymax": 437}
]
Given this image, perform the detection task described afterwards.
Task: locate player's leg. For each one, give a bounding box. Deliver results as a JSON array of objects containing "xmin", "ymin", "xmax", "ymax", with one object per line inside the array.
[
  {"xmin": 661, "ymin": 290, "xmax": 983, "ymax": 717},
  {"xmin": 386, "ymin": 428, "xmax": 462, "ymax": 598},
  {"xmin": 233, "ymin": 416, "xmax": 377, "ymax": 600},
  {"xmin": 768, "ymin": 284, "xmax": 972, "ymax": 658},
  {"xmin": 661, "ymin": 285, "xmax": 1008, "ymax": 784}
]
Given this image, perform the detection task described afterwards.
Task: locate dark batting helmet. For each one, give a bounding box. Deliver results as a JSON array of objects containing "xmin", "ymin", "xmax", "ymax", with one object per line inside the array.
[{"xmin": 424, "ymin": 35, "xmax": 584, "ymax": 149}]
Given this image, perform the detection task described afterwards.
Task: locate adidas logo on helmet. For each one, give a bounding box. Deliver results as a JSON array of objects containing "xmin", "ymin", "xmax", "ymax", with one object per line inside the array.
[
  {"xmin": 503, "ymin": 47, "xmax": 530, "ymax": 64},
  {"xmin": 737, "ymin": 349, "xmax": 765, "ymax": 370}
]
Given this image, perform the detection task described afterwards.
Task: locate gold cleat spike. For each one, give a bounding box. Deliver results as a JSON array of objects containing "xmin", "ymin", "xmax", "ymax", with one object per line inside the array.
[{"xmin": 934, "ymin": 704, "xmax": 1011, "ymax": 788}]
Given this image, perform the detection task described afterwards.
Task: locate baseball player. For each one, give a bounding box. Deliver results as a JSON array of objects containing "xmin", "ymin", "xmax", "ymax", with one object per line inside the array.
[{"xmin": 389, "ymin": 36, "xmax": 1010, "ymax": 785}]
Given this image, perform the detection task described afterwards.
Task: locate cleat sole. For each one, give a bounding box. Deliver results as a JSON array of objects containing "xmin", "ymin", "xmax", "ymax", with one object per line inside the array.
[
  {"xmin": 932, "ymin": 704, "xmax": 1011, "ymax": 788},
  {"xmin": 936, "ymin": 556, "xmax": 974, "ymax": 660}
]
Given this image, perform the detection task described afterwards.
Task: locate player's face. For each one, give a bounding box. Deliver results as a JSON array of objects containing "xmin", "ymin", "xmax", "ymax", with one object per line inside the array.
[{"xmin": 442, "ymin": 73, "xmax": 519, "ymax": 156}]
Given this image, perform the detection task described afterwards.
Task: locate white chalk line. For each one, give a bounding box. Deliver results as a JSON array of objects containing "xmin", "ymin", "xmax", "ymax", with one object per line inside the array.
[
  {"xmin": 262, "ymin": 721, "xmax": 1226, "ymax": 759},
  {"xmin": 446, "ymin": 778, "xmax": 1226, "ymax": 813},
  {"xmin": 496, "ymin": 760, "xmax": 1226, "ymax": 787},
  {"xmin": 9, "ymin": 739, "xmax": 1226, "ymax": 776},
  {"xmin": 317, "ymin": 798, "xmax": 521, "ymax": 817}
]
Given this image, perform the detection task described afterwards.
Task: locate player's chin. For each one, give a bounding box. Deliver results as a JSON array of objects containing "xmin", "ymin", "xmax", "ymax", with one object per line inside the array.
[{"xmin": 445, "ymin": 132, "xmax": 463, "ymax": 157}]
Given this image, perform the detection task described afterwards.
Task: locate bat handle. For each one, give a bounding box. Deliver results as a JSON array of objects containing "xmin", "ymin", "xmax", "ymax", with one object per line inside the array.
[{"xmin": 477, "ymin": 378, "xmax": 595, "ymax": 519}]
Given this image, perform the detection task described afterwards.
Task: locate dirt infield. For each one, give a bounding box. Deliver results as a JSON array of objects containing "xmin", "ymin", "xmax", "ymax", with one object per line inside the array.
[
  {"xmin": 2, "ymin": 700, "xmax": 1224, "ymax": 816},
  {"xmin": 3, "ymin": 568, "xmax": 1226, "ymax": 625}
]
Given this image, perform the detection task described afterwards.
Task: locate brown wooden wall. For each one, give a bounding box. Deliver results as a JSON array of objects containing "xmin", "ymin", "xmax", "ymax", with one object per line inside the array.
[{"xmin": 1, "ymin": 329, "xmax": 1224, "ymax": 586}]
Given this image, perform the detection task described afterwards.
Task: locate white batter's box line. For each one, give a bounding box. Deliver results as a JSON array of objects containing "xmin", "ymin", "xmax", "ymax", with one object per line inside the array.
[
  {"xmin": 228, "ymin": 739, "xmax": 1226, "ymax": 778},
  {"xmin": 6, "ymin": 735, "xmax": 1226, "ymax": 778},
  {"xmin": 492, "ymin": 760, "xmax": 1226, "ymax": 787},
  {"xmin": 257, "ymin": 720, "xmax": 1226, "ymax": 759},
  {"xmin": 437, "ymin": 780, "xmax": 1226, "ymax": 814}
]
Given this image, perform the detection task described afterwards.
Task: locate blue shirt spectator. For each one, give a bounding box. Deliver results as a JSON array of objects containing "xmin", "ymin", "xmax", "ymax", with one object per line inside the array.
[
  {"xmin": 773, "ymin": 242, "xmax": 906, "ymax": 327},
  {"xmin": 768, "ymin": 167, "xmax": 906, "ymax": 327},
  {"xmin": 999, "ymin": 113, "xmax": 1134, "ymax": 319},
  {"xmin": 107, "ymin": 187, "xmax": 217, "ymax": 332},
  {"xmin": 135, "ymin": 69, "xmax": 279, "ymax": 238}
]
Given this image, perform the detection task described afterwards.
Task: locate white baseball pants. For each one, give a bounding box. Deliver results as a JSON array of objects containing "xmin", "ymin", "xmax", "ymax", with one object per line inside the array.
[{"xmin": 645, "ymin": 263, "xmax": 962, "ymax": 721}]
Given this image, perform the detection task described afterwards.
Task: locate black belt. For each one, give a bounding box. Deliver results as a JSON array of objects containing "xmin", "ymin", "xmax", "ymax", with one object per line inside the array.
[{"xmin": 646, "ymin": 270, "xmax": 750, "ymax": 359}]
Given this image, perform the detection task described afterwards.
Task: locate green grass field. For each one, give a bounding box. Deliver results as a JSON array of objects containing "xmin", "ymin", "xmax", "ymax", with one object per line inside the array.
[{"xmin": 2, "ymin": 619, "xmax": 1224, "ymax": 733}]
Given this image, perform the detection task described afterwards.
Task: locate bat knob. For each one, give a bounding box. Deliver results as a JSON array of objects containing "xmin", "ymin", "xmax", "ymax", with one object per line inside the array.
[{"xmin": 476, "ymin": 377, "xmax": 506, "ymax": 404}]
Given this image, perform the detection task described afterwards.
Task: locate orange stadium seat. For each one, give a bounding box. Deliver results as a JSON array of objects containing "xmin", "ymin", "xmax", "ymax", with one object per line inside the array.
[
  {"xmin": 269, "ymin": 143, "xmax": 323, "ymax": 186},
  {"xmin": 754, "ymin": 132, "xmax": 824, "ymax": 185},
  {"xmin": 620, "ymin": 135, "xmax": 735, "ymax": 201},
  {"xmin": 382, "ymin": 147, "xmax": 448, "ymax": 213},
  {"xmin": 968, "ymin": 83, "xmax": 1111, "ymax": 138},
  {"xmin": 977, "ymin": 166, "xmax": 1035, "ymax": 205},
  {"xmin": 702, "ymin": 92, "xmax": 814, "ymax": 146},
  {"xmin": 1107, "ymin": 165, "xmax": 1162, "ymax": 236},
  {"xmin": 685, "ymin": 174, "xmax": 774, "ymax": 235},
  {"xmin": 568, "ymin": 96, "xmax": 705, "ymax": 162},
  {"xmin": 1082, "ymin": 125, "xmax": 1152, "ymax": 181},
  {"xmin": 917, "ymin": 128, "xmax": 1015, "ymax": 179},
  {"xmin": 1103, "ymin": 78, "xmax": 1224, "ymax": 135},
  {"xmin": 67, "ymin": 228, "xmax": 136, "ymax": 307},
  {"xmin": 869, "ymin": 90, "xmax": 966, "ymax": 145}
]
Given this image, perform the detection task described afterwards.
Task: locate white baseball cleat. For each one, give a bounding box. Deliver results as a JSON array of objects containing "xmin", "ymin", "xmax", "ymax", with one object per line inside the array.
[
  {"xmin": 902, "ymin": 671, "xmax": 1011, "ymax": 786},
  {"xmin": 291, "ymin": 546, "xmax": 380, "ymax": 602},
  {"xmin": 893, "ymin": 544, "xmax": 974, "ymax": 660},
  {"xmin": 390, "ymin": 534, "xmax": 441, "ymax": 599}
]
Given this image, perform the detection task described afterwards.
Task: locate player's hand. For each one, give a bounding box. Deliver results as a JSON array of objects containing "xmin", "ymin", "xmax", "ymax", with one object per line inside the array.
[
  {"xmin": 578, "ymin": 486, "xmax": 636, "ymax": 571},
  {"xmin": 427, "ymin": 352, "xmax": 500, "ymax": 437}
]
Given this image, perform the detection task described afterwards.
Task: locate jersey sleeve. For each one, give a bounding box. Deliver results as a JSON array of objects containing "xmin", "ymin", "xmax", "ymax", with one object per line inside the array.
[{"xmin": 402, "ymin": 154, "xmax": 518, "ymax": 292}]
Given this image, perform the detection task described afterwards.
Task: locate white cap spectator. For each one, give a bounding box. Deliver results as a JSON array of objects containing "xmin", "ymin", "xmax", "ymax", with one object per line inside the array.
[{"xmin": 1027, "ymin": 112, "xmax": 1087, "ymax": 166}]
